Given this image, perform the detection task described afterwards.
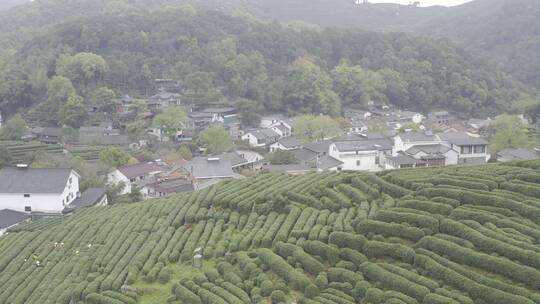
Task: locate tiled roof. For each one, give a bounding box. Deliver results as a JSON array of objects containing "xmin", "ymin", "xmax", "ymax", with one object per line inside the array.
[
  {"xmin": 0, "ymin": 168, "xmax": 75, "ymax": 194},
  {"xmin": 0, "ymin": 209, "xmax": 30, "ymax": 230},
  {"xmin": 117, "ymin": 163, "xmax": 168, "ymax": 179}
]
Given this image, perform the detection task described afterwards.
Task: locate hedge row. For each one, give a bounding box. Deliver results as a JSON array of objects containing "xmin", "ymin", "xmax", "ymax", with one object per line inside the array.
[
  {"xmin": 356, "ymin": 220, "xmax": 425, "ymax": 241},
  {"xmin": 360, "ymin": 262, "xmax": 430, "ymax": 301},
  {"xmin": 257, "ymin": 248, "xmax": 311, "ymax": 291},
  {"xmin": 417, "ymin": 236, "xmax": 540, "ymax": 290}
]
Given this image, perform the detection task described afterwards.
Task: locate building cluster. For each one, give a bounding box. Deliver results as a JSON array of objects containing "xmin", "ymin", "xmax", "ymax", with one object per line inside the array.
[{"xmin": 0, "ymin": 166, "xmax": 107, "ymax": 235}]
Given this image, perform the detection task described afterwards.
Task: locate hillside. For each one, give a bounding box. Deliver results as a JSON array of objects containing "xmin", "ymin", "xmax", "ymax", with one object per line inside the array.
[
  {"xmin": 1, "ymin": 161, "xmax": 540, "ymax": 303},
  {"xmin": 0, "ymin": 6, "xmax": 531, "ymax": 121}
]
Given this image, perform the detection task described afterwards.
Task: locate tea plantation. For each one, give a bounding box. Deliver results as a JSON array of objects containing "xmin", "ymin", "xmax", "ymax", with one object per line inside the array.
[{"xmin": 1, "ymin": 161, "xmax": 540, "ymax": 304}]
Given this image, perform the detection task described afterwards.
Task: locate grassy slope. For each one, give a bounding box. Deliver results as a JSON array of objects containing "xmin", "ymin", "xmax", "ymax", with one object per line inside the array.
[{"xmin": 0, "ymin": 160, "xmax": 539, "ymax": 303}]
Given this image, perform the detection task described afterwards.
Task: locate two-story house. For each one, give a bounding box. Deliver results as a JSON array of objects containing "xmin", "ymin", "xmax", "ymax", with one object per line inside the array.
[
  {"xmin": 439, "ymin": 132, "xmax": 490, "ymax": 164},
  {"xmin": 393, "ymin": 131, "xmax": 441, "ymax": 155},
  {"xmin": 0, "ymin": 166, "xmax": 80, "ymax": 214},
  {"xmin": 329, "ymin": 138, "xmax": 393, "ymax": 171}
]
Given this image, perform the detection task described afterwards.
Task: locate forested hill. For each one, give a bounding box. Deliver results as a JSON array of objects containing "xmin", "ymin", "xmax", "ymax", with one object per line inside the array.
[
  {"xmin": 202, "ymin": 0, "xmax": 540, "ymax": 90},
  {"xmin": 1, "ymin": 161, "xmax": 540, "ymax": 303},
  {"xmin": 0, "ymin": 5, "xmax": 532, "ymax": 120}
]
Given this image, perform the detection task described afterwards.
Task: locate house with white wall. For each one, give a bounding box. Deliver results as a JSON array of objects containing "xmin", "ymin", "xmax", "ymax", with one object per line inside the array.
[
  {"xmin": 439, "ymin": 132, "xmax": 490, "ymax": 164},
  {"xmin": 241, "ymin": 129, "xmax": 280, "ymax": 148},
  {"xmin": 393, "ymin": 131, "xmax": 441, "ymax": 155},
  {"xmin": 0, "ymin": 167, "xmax": 80, "ymax": 214},
  {"xmin": 270, "ymin": 136, "xmax": 302, "ymax": 152},
  {"xmin": 107, "ymin": 162, "xmax": 169, "ymax": 195},
  {"xmin": 329, "ymin": 138, "xmax": 392, "ymax": 171}
]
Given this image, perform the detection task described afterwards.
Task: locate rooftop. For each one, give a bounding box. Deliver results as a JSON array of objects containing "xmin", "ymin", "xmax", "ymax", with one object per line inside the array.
[
  {"xmin": 304, "ymin": 140, "xmax": 333, "ymax": 154},
  {"xmin": 406, "ymin": 144, "xmax": 451, "ymax": 155},
  {"xmin": 277, "ymin": 136, "xmax": 301, "ymax": 149},
  {"xmin": 0, "ymin": 209, "xmax": 30, "ymax": 230},
  {"xmin": 438, "ymin": 132, "xmax": 489, "ymax": 146},
  {"xmin": 0, "ymin": 168, "xmax": 77, "ymax": 194},
  {"xmin": 187, "ymin": 157, "xmax": 234, "ymax": 179},
  {"xmin": 117, "ymin": 162, "xmax": 168, "ymax": 179},
  {"xmin": 263, "ymin": 164, "xmax": 313, "ymax": 174},
  {"xmin": 497, "ymin": 148, "xmax": 540, "ymax": 161},
  {"xmin": 65, "ymin": 188, "xmax": 106, "ymax": 211},
  {"xmin": 398, "ymin": 131, "xmax": 438, "ymax": 142},
  {"xmin": 334, "ymin": 138, "xmax": 393, "ymax": 152},
  {"xmin": 318, "ymin": 155, "xmax": 344, "ymax": 170}
]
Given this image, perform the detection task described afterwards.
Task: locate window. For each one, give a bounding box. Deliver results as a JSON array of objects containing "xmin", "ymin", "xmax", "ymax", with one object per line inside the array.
[
  {"xmin": 375, "ymin": 156, "xmax": 380, "ymax": 165},
  {"xmin": 23, "ymin": 194, "xmax": 30, "ymax": 198},
  {"xmin": 25, "ymin": 206, "xmax": 31, "ymax": 212},
  {"xmin": 69, "ymin": 177, "xmax": 72, "ymax": 184},
  {"xmin": 460, "ymin": 145, "xmax": 472, "ymax": 154},
  {"xmin": 356, "ymin": 160, "xmax": 361, "ymax": 166},
  {"xmin": 474, "ymin": 145, "xmax": 486, "ymax": 154}
]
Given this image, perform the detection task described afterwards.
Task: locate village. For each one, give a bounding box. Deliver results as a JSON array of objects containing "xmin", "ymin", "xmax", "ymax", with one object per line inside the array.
[{"xmin": 0, "ymin": 83, "xmax": 539, "ymax": 233}]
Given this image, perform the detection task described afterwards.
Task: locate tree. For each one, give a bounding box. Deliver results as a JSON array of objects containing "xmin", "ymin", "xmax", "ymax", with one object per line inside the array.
[
  {"xmin": 284, "ymin": 57, "xmax": 340, "ymax": 116},
  {"xmin": 152, "ymin": 106, "xmax": 187, "ymax": 141},
  {"xmin": 59, "ymin": 95, "xmax": 86, "ymax": 128},
  {"xmin": 127, "ymin": 121, "xmax": 146, "ymax": 141},
  {"xmin": 237, "ymin": 98, "xmax": 263, "ymax": 127},
  {"xmin": 490, "ymin": 115, "xmax": 532, "ymax": 152},
  {"xmin": 89, "ymin": 87, "xmax": 116, "ymax": 112},
  {"xmin": 0, "ymin": 114, "xmax": 27, "ymax": 140},
  {"xmin": 99, "ymin": 148, "xmax": 131, "ymax": 167},
  {"xmin": 56, "ymin": 52, "xmax": 108, "ymax": 89},
  {"xmin": 294, "ymin": 114, "xmax": 343, "ymax": 143},
  {"xmin": 185, "ymin": 72, "xmax": 213, "ymax": 96},
  {"xmin": 268, "ymin": 150, "xmax": 298, "ymax": 165},
  {"xmin": 178, "ymin": 145, "xmax": 193, "ymax": 160},
  {"xmin": 0, "ymin": 146, "xmax": 12, "ymax": 168},
  {"xmin": 35, "ymin": 76, "xmax": 77, "ymax": 125},
  {"xmin": 199, "ymin": 127, "xmax": 233, "ymax": 154}
]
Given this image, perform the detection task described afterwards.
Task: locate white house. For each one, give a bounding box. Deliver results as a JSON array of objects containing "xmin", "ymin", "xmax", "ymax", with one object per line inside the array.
[
  {"xmin": 107, "ymin": 162, "xmax": 169, "ymax": 195},
  {"xmin": 270, "ymin": 136, "xmax": 302, "ymax": 152},
  {"xmin": 393, "ymin": 131, "xmax": 441, "ymax": 155},
  {"xmin": 329, "ymin": 138, "xmax": 393, "ymax": 171},
  {"xmin": 439, "ymin": 132, "xmax": 490, "ymax": 164},
  {"xmin": 405, "ymin": 144, "xmax": 459, "ymax": 166},
  {"xmin": 241, "ymin": 129, "xmax": 280, "ymax": 148},
  {"xmin": 0, "ymin": 167, "xmax": 80, "ymax": 214}
]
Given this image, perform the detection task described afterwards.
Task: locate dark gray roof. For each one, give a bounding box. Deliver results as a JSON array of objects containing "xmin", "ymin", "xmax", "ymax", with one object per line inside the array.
[
  {"xmin": 398, "ymin": 131, "xmax": 438, "ymax": 142},
  {"xmin": 439, "ymin": 132, "xmax": 489, "ymax": 146},
  {"xmin": 263, "ymin": 164, "xmax": 313, "ymax": 173},
  {"xmin": 277, "ymin": 136, "xmax": 301, "ymax": 149},
  {"xmin": 187, "ymin": 157, "xmax": 234, "ymax": 179},
  {"xmin": 334, "ymin": 138, "xmax": 393, "ymax": 152},
  {"xmin": 318, "ymin": 156, "xmax": 343, "ymax": 170},
  {"xmin": 247, "ymin": 129, "xmax": 279, "ymax": 140},
  {"xmin": 406, "ymin": 144, "xmax": 451, "ymax": 155},
  {"xmin": 0, "ymin": 209, "xmax": 30, "ymax": 230},
  {"xmin": 0, "ymin": 168, "xmax": 76, "ymax": 194},
  {"xmin": 273, "ymin": 125, "xmax": 290, "ymax": 133},
  {"xmin": 304, "ymin": 140, "xmax": 332, "ymax": 154},
  {"xmin": 32, "ymin": 127, "xmax": 62, "ymax": 137},
  {"xmin": 292, "ymin": 148, "xmax": 318, "ymax": 162},
  {"xmin": 218, "ymin": 152, "xmax": 247, "ymax": 167},
  {"xmin": 66, "ymin": 188, "xmax": 106, "ymax": 210},
  {"xmin": 387, "ymin": 153, "xmax": 425, "ymax": 166},
  {"xmin": 202, "ymin": 107, "xmax": 236, "ymax": 114},
  {"xmin": 497, "ymin": 148, "xmax": 540, "ymax": 161},
  {"xmin": 147, "ymin": 179, "xmax": 194, "ymax": 194},
  {"xmin": 118, "ymin": 163, "xmax": 168, "ymax": 179}
]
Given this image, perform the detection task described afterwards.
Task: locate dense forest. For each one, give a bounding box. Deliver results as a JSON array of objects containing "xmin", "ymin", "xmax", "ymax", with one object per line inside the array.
[
  {"xmin": 0, "ymin": 1, "xmax": 534, "ymax": 125},
  {"xmin": 201, "ymin": 0, "xmax": 540, "ymax": 91}
]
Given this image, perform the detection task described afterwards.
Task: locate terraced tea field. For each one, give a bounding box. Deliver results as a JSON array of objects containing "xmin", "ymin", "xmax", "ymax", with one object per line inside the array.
[{"xmin": 1, "ymin": 160, "xmax": 540, "ymax": 304}]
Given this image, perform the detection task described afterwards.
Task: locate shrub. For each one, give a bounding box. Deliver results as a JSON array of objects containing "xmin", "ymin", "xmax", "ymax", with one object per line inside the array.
[
  {"xmin": 305, "ymin": 284, "xmax": 320, "ymax": 298},
  {"xmin": 328, "ymin": 231, "xmax": 367, "ymax": 251},
  {"xmin": 260, "ymin": 280, "xmax": 274, "ymax": 297},
  {"xmin": 257, "ymin": 249, "xmax": 311, "ymax": 291},
  {"xmin": 271, "ymin": 290, "xmax": 287, "ymax": 303},
  {"xmin": 360, "ymin": 262, "xmax": 430, "ymax": 301},
  {"xmin": 157, "ymin": 268, "xmax": 171, "ymax": 284}
]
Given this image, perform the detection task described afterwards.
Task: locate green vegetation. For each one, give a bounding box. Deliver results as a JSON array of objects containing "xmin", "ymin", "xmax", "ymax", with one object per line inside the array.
[
  {"xmin": 0, "ymin": 161, "xmax": 540, "ymax": 303},
  {"xmin": 0, "ymin": 0, "xmax": 532, "ymax": 121}
]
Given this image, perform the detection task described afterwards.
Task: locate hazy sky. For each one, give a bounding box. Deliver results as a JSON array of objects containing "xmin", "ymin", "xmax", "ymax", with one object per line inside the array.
[{"xmin": 369, "ymin": 0, "xmax": 473, "ymax": 7}]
